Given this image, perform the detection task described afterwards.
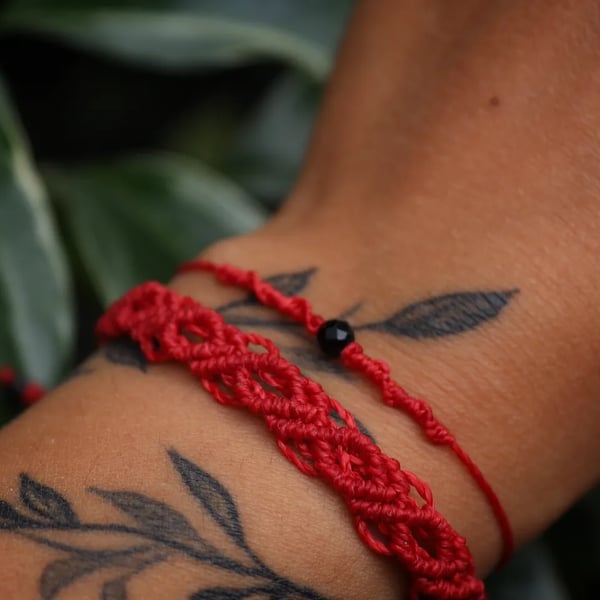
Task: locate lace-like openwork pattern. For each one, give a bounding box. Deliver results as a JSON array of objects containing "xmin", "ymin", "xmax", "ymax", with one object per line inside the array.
[{"xmin": 96, "ymin": 261, "xmax": 509, "ymax": 600}]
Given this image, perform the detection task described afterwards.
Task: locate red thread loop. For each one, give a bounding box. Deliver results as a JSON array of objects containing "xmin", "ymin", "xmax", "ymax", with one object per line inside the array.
[{"xmin": 97, "ymin": 280, "xmax": 488, "ymax": 599}]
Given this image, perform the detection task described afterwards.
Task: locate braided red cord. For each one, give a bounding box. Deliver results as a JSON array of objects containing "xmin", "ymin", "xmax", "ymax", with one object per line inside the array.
[
  {"xmin": 97, "ymin": 277, "xmax": 488, "ymax": 599},
  {"xmin": 177, "ymin": 260, "xmax": 514, "ymax": 564}
]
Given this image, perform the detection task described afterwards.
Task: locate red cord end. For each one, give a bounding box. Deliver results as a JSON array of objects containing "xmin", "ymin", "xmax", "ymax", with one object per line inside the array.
[
  {"xmin": 21, "ymin": 382, "xmax": 45, "ymax": 405},
  {"xmin": 0, "ymin": 367, "xmax": 16, "ymax": 386}
]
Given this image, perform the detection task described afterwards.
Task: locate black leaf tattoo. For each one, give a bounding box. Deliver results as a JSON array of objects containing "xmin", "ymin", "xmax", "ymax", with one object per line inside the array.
[
  {"xmin": 102, "ymin": 578, "xmax": 129, "ymax": 600},
  {"xmin": 67, "ymin": 365, "xmax": 95, "ymax": 379},
  {"xmin": 215, "ymin": 270, "xmax": 519, "ymax": 364},
  {"xmin": 217, "ymin": 268, "xmax": 317, "ymax": 312},
  {"xmin": 88, "ymin": 489, "xmax": 201, "ymax": 543},
  {"xmin": 263, "ymin": 268, "xmax": 317, "ymax": 297},
  {"xmin": 169, "ymin": 450, "xmax": 246, "ymax": 550},
  {"xmin": 189, "ymin": 586, "xmax": 273, "ymax": 599},
  {"xmin": 279, "ymin": 345, "xmax": 349, "ymax": 378},
  {"xmin": 0, "ymin": 499, "xmax": 25, "ymax": 526},
  {"xmin": 358, "ymin": 289, "xmax": 519, "ymax": 338},
  {"xmin": 0, "ymin": 451, "xmax": 328, "ymax": 599},
  {"xmin": 20, "ymin": 474, "xmax": 79, "ymax": 526},
  {"xmin": 103, "ymin": 337, "xmax": 148, "ymax": 372},
  {"xmin": 41, "ymin": 554, "xmax": 106, "ymax": 600},
  {"xmin": 100, "ymin": 552, "xmax": 168, "ymax": 600}
]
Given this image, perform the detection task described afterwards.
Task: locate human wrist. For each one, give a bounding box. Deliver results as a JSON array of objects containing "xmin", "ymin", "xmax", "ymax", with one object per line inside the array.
[
  {"xmin": 0, "ymin": 334, "xmax": 404, "ymax": 599},
  {"xmin": 172, "ymin": 225, "xmax": 600, "ymax": 578},
  {"xmin": 171, "ymin": 231, "xmax": 506, "ymax": 573}
]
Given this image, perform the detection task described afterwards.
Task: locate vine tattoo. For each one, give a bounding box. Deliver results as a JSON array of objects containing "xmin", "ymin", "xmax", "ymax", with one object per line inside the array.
[
  {"xmin": 104, "ymin": 338, "xmax": 148, "ymax": 372},
  {"xmin": 0, "ymin": 450, "xmax": 329, "ymax": 600},
  {"xmin": 216, "ymin": 267, "xmax": 519, "ymax": 373},
  {"xmin": 93, "ymin": 268, "xmax": 518, "ymax": 443},
  {"xmin": 97, "ymin": 268, "xmax": 518, "ymax": 379},
  {"xmin": 0, "ymin": 270, "xmax": 519, "ymax": 596}
]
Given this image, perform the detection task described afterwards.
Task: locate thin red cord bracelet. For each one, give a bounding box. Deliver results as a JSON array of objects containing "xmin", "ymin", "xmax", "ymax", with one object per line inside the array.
[
  {"xmin": 177, "ymin": 261, "xmax": 514, "ymax": 565},
  {"xmin": 91, "ymin": 261, "xmax": 510, "ymax": 600}
]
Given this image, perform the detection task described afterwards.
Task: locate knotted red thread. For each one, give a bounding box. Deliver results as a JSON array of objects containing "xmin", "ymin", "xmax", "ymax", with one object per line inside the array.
[
  {"xmin": 177, "ymin": 260, "xmax": 514, "ymax": 565},
  {"xmin": 97, "ymin": 280, "xmax": 487, "ymax": 600}
]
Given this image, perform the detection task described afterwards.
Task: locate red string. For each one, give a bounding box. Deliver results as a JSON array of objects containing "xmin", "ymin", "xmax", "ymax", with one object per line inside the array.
[
  {"xmin": 178, "ymin": 260, "xmax": 514, "ymax": 565},
  {"xmin": 0, "ymin": 367, "xmax": 45, "ymax": 406},
  {"xmin": 96, "ymin": 276, "xmax": 490, "ymax": 599}
]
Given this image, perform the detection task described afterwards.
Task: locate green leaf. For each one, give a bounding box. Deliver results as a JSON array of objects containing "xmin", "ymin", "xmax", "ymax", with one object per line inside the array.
[
  {"xmin": 227, "ymin": 72, "xmax": 321, "ymax": 205},
  {"xmin": 1, "ymin": 1, "xmax": 353, "ymax": 81},
  {"xmin": 47, "ymin": 154, "xmax": 267, "ymax": 306},
  {"xmin": 0, "ymin": 75, "xmax": 72, "ymax": 386}
]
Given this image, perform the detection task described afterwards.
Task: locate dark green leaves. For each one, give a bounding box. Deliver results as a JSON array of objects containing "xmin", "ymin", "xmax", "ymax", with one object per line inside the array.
[
  {"xmin": 1, "ymin": 1, "xmax": 353, "ymax": 80},
  {"xmin": 228, "ymin": 73, "xmax": 321, "ymax": 204},
  {"xmin": 48, "ymin": 154, "xmax": 267, "ymax": 305},
  {"xmin": 0, "ymin": 77, "xmax": 72, "ymax": 385}
]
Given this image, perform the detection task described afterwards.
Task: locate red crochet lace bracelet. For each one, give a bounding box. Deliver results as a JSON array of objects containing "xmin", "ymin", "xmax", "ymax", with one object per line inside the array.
[{"xmin": 95, "ymin": 260, "xmax": 512, "ymax": 599}]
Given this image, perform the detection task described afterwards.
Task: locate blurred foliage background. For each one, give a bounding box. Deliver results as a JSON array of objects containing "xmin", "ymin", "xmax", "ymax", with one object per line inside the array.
[{"xmin": 0, "ymin": 1, "xmax": 597, "ymax": 598}]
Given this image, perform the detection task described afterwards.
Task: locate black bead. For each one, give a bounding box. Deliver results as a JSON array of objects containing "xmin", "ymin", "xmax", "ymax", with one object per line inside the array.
[{"xmin": 317, "ymin": 319, "xmax": 355, "ymax": 357}]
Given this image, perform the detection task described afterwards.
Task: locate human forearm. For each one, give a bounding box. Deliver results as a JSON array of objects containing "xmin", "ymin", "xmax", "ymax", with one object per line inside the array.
[
  {"xmin": 0, "ymin": 339, "xmax": 402, "ymax": 599},
  {"xmin": 2, "ymin": 0, "xmax": 600, "ymax": 597}
]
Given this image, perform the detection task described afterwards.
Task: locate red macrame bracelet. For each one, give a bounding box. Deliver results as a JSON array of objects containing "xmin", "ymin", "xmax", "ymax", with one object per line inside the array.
[
  {"xmin": 91, "ymin": 260, "xmax": 514, "ymax": 600},
  {"xmin": 0, "ymin": 261, "xmax": 513, "ymax": 599},
  {"xmin": 177, "ymin": 261, "xmax": 514, "ymax": 562}
]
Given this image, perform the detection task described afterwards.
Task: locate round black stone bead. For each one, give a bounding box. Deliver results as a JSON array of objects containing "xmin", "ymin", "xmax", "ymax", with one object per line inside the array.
[{"xmin": 317, "ymin": 319, "xmax": 355, "ymax": 358}]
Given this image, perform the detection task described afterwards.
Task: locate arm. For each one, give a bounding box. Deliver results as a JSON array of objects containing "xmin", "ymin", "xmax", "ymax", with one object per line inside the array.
[{"xmin": 2, "ymin": 0, "xmax": 600, "ymax": 597}]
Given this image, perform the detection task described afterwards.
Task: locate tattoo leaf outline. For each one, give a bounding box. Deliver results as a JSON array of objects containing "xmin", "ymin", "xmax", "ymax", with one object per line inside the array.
[
  {"xmin": 20, "ymin": 474, "xmax": 80, "ymax": 526},
  {"xmin": 217, "ymin": 268, "xmax": 317, "ymax": 313},
  {"xmin": 0, "ymin": 499, "xmax": 25, "ymax": 526},
  {"xmin": 104, "ymin": 337, "xmax": 148, "ymax": 372},
  {"xmin": 0, "ymin": 450, "xmax": 328, "ymax": 600},
  {"xmin": 102, "ymin": 578, "xmax": 129, "ymax": 600},
  {"xmin": 88, "ymin": 488, "xmax": 201, "ymax": 544},
  {"xmin": 169, "ymin": 449, "xmax": 247, "ymax": 550},
  {"xmin": 41, "ymin": 554, "xmax": 106, "ymax": 600},
  {"xmin": 213, "ymin": 269, "xmax": 519, "ymax": 379},
  {"xmin": 190, "ymin": 586, "xmax": 275, "ymax": 600},
  {"xmin": 264, "ymin": 268, "xmax": 317, "ymax": 297},
  {"xmin": 359, "ymin": 289, "xmax": 519, "ymax": 339}
]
